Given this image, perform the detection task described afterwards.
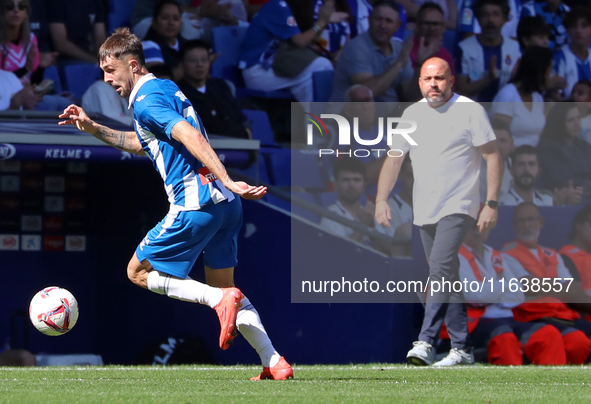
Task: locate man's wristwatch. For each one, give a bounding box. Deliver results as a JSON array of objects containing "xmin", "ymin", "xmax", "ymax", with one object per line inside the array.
[{"xmin": 485, "ymin": 200, "xmax": 498, "ymax": 209}]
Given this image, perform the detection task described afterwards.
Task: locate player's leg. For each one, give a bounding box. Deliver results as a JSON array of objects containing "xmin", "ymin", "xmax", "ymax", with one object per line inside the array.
[
  {"xmin": 130, "ymin": 207, "xmax": 243, "ymax": 350},
  {"xmin": 204, "ymin": 198, "xmax": 293, "ymax": 380}
]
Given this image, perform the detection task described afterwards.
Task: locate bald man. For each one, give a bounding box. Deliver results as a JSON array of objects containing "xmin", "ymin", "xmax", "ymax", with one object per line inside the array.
[{"xmin": 375, "ymin": 57, "xmax": 503, "ymax": 366}]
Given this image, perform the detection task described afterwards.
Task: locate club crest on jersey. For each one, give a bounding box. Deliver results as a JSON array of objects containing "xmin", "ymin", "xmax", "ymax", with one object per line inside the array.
[
  {"xmin": 136, "ymin": 94, "xmax": 146, "ymax": 102},
  {"xmin": 505, "ymin": 55, "xmax": 512, "ymax": 65},
  {"xmin": 287, "ymin": 16, "xmax": 297, "ymax": 27},
  {"xmin": 175, "ymin": 91, "xmax": 187, "ymax": 102}
]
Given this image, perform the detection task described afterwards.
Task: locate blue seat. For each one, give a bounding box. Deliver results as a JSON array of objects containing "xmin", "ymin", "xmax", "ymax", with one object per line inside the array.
[
  {"xmin": 108, "ymin": 0, "xmax": 135, "ymax": 33},
  {"xmin": 291, "ymin": 150, "xmax": 326, "ymax": 190},
  {"xmin": 263, "ymin": 148, "xmax": 291, "ymax": 187},
  {"xmin": 312, "ymin": 70, "xmax": 334, "ymax": 102},
  {"xmin": 243, "ymin": 109, "xmax": 278, "ymax": 147},
  {"xmin": 211, "ymin": 26, "xmax": 293, "ymax": 99},
  {"xmin": 63, "ymin": 64, "xmax": 102, "ymax": 99},
  {"xmin": 43, "ymin": 65, "xmax": 63, "ymax": 94},
  {"xmin": 235, "ymin": 154, "xmax": 271, "ymax": 185}
]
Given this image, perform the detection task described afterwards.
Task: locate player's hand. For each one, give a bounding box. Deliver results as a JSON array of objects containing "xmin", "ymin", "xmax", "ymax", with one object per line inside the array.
[
  {"xmin": 477, "ymin": 205, "xmax": 497, "ymax": 232},
  {"xmin": 58, "ymin": 104, "xmax": 96, "ymax": 134},
  {"xmin": 374, "ymin": 200, "xmax": 392, "ymax": 227},
  {"xmin": 226, "ymin": 181, "xmax": 267, "ymax": 199}
]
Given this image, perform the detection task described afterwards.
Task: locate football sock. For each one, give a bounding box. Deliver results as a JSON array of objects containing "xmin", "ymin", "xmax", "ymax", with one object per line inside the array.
[
  {"xmin": 236, "ymin": 296, "xmax": 281, "ymax": 368},
  {"xmin": 147, "ymin": 270, "xmax": 223, "ymax": 308}
]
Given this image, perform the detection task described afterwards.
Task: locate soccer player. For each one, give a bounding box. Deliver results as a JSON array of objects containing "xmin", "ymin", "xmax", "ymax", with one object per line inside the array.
[
  {"xmin": 375, "ymin": 57, "xmax": 503, "ymax": 366},
  {"xmin": 58, "ymin": 27, "xmax": 293, "ymax": 381}
]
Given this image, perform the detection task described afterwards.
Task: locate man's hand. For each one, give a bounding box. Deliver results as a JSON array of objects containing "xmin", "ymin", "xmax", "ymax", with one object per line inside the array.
[
  {"xmin": 546, "ymin": 74, "xmax": 566, "ymax": 91},
  {"xmin": 317, "ymin": 0, "xmax": 336, "ymax": 28},
  {"xmin": 563, "ymin": 180, "xmax": 583, "ymax": 205},
  {"xmin": 39, "ymin": 52, "xmax": 59, "ymax": 69},
  {"xmin": 477, "ymin": 205, "xmax": 498, "ymax": 232},
  {"xmin": 416, "ymin": 35, "xmax": 442, "ymax": 65},
  {"xmin": 10, "ymin": 85, "xmax": 43, "ymax": 110},
  {"xmin": 358, "ymin": 201, "xmax": 375, "ymax": 227},
  {"xmin": 374, "ymin": 200, "xmax": 392, "ymax": 227},
  {"xmin": 488, "ymin": 55, "xmax": 499, "ymax": 80},
  {"xmin": 58, "ymin": 104, "xmax": 96, "ymax": 134},
  {"xmin": 398, "ymin": 34, "xmax": 414, "ymax": 65},
  {"xmin": 224, "ymin": 181, "xmax": 267, "ymax": 199}
]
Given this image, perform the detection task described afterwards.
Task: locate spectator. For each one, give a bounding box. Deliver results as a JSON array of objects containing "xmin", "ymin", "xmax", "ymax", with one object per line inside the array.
[
  {"xmin": 320, "ymin": 157, "xmax": 376, "ymax": 246},
  {"xmin": 47, "ymin": 0, "xmax": 106, "ymax": 64},
  {"xmin": 0, "ymin": 69, "xmax": 43, "ymax": 110},
  {"xmin": 516, "ymin": 15, "xmax": 551, "ymax": 48},
  {"xmin": 177, "ymin": 40, "xmax": 251, "ymax": 139},
  {"xmin": 520, "ymin": 0, "xmax": 570, "ymax": 51},
  {"xmin": 455, "ymin": 0, "xmax": 521, "ymax": 103},
  {"xmin": 130, "ymin": 0, "xmax": 194, "ymax": 40},
  {"xmin": 199, "ymin": 0, "xmax": 250, "ymax": 43},
  {"xmin": 345, "ymin": 0, "xmax": 408, "ymax": 40},
  {"xmin": 82, "ymin": 73, "xmax": 134, "ymax": 126},
  {"xmin": 142, "ymin": 1, "xmax": 187, "ymax": 81},
  {"xmin": 238, "ymin": 0, "xmax": 334, "ymax": 102},
  {"xmin": 502, "ymin": 202, "xmax": 591, "ymax": 364},
  {"xmin": 375, "ymin": 156, "xmax": 413, "ymax": 256},
  {"xmin": 406, "ymin": 0, "xmax": 457, "ymax": 29},
  {"xmin": 538, "ymin": 102, "xmax": 591, "ymax": 204},
  {"xmin": 149, "ymin": 62, "xmax": 175, "ymax": 80},
  {"xmin": 554, "ymin": 7, "xmax": 591, "ymax": 99},
  {"xmin": 409, "ymin": 2, "xmax": 455, "ymax": 74},
  {"xmin": 570, "ymin": 79, "xmax": 591, "ymax": 144},
  {"xmin": 561, "ymin": 205, "xmax": 591, "ymax": 314},
  {"xmin": 330, "ymin": 0, "xmax": 413, "ymax": 103},
  {"xmin": 0, "ymin": 0, "xmax": 56, "ymax": 84},
  {"xmin": 312, "ymin": 0, "xmax": 351, "ymax": 61},
  {"xmin": 491, "ymin": 46, "xmax": 550, "ymax": 147},
  {"xmin": 458, "ymin": 0, "xmax": 521, "ymax": 39},
  {"xmin": 499, "ymin": 146, "xmax": 554, "ymax": 206},
  {"xmin": 480, "ymin": 117, "xmax": 514, "ymax": 202},
  {"xmin": 450, "ymin": 221, "xmax": 568, "ymax": 365},
  {"xmin": 337, "ymin": 84, "xmax": 386, "ymax": 186}
]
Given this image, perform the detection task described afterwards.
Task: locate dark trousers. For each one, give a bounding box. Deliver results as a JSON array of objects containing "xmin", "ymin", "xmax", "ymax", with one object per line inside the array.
[{"xmin": 418, "ymin": 214, "xmax": 476, "ymax": 349}]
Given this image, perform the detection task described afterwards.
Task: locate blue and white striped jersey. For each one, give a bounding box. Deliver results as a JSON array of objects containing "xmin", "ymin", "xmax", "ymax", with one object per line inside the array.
[
  {"xmin": 554, "ymin": 45, "xmax": 591, "ymax": 99},
  {"xmin": 129, "ymin": 74, "xmax": 235, "ymax": 210}
]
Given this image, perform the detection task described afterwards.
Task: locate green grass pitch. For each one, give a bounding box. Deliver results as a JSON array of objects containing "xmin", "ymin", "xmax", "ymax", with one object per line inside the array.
[{"xmin": 1, "ymin": 364, "xmax": 591, "ymax": 403}]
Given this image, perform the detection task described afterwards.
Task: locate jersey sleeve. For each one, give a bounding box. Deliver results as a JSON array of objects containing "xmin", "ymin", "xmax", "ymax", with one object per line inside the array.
[
  {"xmin": 264, "ymin": 2, "xmax": 301, "ymax": 40},
  {"xmin": 137, "ymin": 92, "xmax": 185, "ymax": 139}
]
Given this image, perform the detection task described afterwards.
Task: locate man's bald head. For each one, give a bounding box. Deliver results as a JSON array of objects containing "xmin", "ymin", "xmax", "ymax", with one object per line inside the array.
[{"xmin": 418, "ymin": 57, "xmax": 454, "ymax": 106}]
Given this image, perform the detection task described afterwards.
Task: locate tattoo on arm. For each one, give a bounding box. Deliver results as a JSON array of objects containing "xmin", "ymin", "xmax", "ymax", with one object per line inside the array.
[{"xmin": 95, "ymin": 125, "xmax": 138, "ymax": 152}]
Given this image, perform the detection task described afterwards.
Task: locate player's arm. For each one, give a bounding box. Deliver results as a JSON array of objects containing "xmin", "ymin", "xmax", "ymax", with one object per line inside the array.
[
  {"xmin": 58, "ymin": 104, "xmax": 144, "ymax": 155},
  {"xmin": 375, "ymin": 154, "xmax": 405, "ymax": 227},
  {"xmin": 170, "ymin": 120, "xmax": 267, "ymax": 199},
  {"xmin": 477, "ymin": 140, "xmax": 502, "ymax": 232}
]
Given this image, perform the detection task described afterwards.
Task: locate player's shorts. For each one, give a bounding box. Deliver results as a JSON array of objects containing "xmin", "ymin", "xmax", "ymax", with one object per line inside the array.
[{"xmin": 135, "ymin": 197, "xmax": 242, "ymax": 278}]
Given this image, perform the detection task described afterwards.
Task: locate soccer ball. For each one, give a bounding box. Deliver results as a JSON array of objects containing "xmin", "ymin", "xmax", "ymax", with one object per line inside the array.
[{"xmin": 29, "ymin": 287, "xmax": 79, "ymax": 336}]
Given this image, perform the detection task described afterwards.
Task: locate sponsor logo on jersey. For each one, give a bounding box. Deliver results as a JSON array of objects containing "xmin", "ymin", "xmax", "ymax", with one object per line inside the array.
[
  {"xmin": 505, "ymin": 55, "xmax": 512, "ymax": 65},
  {"xmin": 198, "ymin": 167, "xmax": 218, "ymax": 185},
  {"xmin": 175, "ymin": 91, "xmax": 187, "ymax": 102},
  {"xmin": 136, "ymin": 94, "xmax": 146, "ymax": 103}
]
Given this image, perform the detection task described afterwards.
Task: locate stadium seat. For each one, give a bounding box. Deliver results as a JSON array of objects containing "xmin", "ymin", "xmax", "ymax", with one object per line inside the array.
[
  {"xmin": 42, "ymin": 65, "xmax": 63, "ymax": 94},
  {"xmin": 235, "ymin": 154, "xmax": 271, "ymax": 185},
  {"xmin": 63, "ymin": 64, "xmax": 102, "ymax": 99},
  {"xmin": 108, "ymin": 0, "xmax": 135, "ymax": 33},
  {"xmin": 292, "ymin": 191, "xmax": 320, "ymax": 223},
  {"xmin": 211, "ymin": 26, "xmax": 293, "ymax": 99},
  {"xmin": 291, "ymin": 150, "xmax": 326, "ymax": 191},
  {"xmin": 243, "ymin": 109, "xmax": 278, "ymax": 147},
  {"xmin": 312, "ymin": 70, "xmax": 334, "ymax": 102},
  {"xmin": 262, "ymin": 148, "xmax": 291, "ymax": 187}
]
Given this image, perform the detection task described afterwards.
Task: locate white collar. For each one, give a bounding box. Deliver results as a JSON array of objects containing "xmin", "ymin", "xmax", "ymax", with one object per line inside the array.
[{"xmin": 128, "ymin": 73, "xmax": 157, "ymax": 109}]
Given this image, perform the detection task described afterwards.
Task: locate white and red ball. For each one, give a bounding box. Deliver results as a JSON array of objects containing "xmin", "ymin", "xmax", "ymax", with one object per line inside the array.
[{"xmin": 29, "ymin": 287, "xmax": 79, "ymax": 336}]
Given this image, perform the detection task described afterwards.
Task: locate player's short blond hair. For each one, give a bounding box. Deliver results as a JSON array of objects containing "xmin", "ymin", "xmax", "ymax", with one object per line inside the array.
[{"xmin": 98, "ymin": 27, "xmax": 145, "ymax": 66}]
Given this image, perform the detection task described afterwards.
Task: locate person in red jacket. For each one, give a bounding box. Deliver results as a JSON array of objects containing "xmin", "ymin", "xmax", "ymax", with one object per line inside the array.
[
  {"xmin": 560, "ymin": 204, "xmax": 591, "ymax": 321},
  {"xmin": 440, "ymin": 219, "xmax": 567, "ymax": 365},
  {"xmin": 502, "ymin": 202, "xmax": 591, "ymax": 364}
]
